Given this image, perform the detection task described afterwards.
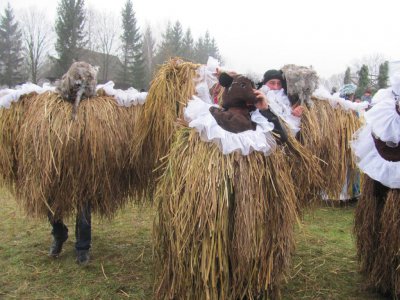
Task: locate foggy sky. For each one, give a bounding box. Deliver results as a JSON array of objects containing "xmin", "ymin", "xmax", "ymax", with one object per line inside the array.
[{"xmin": 2, "ymin": 0, "xmax": 399, "ymax": 79}]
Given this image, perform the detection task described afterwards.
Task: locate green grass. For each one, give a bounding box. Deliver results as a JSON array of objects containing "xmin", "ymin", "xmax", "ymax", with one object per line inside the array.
[
  {"xmin": 0, "ymin": 189, "xmax": 387, "ymax": 299},
  {"xmin": 282, "ymin": 204, "xmax": 385, "ymax": 299}
]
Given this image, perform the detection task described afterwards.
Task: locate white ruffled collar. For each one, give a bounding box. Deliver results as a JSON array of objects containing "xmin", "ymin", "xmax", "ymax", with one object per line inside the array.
[
  {"xmin": 184, "ymin": 96, "xmax": 277, "ymax": 156},
  {"xmin": 352, "ymin": 124, "xmax": 400, "ymax": 188},
  {"xmin": 365, "ymin": 95, "xmax": 400, "ymax": 144}
]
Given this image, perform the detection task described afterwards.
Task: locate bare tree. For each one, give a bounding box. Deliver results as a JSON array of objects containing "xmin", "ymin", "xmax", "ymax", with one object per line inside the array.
[
  {"xmin": 142, "ymin": 24, "xmax": 156, "ymax": 89},
  {"xmin": 93, "ymin": 10, "xmax": 119, "ymax": 82},
  {"xmin": 320, "ymin": 73, "xmax": 345, "ymax": 93},
  {"xmin": 20, "ymin": 8, "xmax": 53, "ymax": 83},
  {"xmin": 85, "ymin": 6, "xmax": 97, "ymax": 52},
  {"xmin": 351, "ymin": 53, "xmax": 386, "ymax": 85}
]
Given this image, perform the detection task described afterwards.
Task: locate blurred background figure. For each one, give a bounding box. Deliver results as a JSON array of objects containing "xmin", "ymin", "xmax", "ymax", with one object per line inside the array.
[
  {"xmin": 339, "ymin": 83, "xmax": 357, "ymax": 101},
  {"xmin": 361, "ymin": 87, "xmax": 373, "ymax": 103}
]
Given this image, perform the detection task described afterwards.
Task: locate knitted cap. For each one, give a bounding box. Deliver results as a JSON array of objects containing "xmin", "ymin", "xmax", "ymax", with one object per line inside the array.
[
  {"xmin": 262, "ymin": 69, "xmax": 284, "ymax": 84},
  {"xmin": 339, "ymin": 83, "xmax": 357, "ymax": 96}
]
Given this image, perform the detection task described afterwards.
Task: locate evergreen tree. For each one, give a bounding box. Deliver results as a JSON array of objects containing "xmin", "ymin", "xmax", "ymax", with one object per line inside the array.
[
  {"xmin": 356, "ymin": 64, "xmax": 370, "ymax": 98},
  {"xmin": 54, "ymin": 0, "xmax": 86, "ymax": 76},
  {"xmin": 142, "ymin": 25, "xmax": 156, "ymax": 89},
  {"xmin": 132, "ymin": 42, "xmax": 145, "ymax": 89},
  {"xmin": 208, "ymin": 37, "xmax": 221, "ymax": 61},
  {"xmin": 194, "ymin": 31, "xmax": 221, "ymax": 64},
  {"xmin": 181, "ymin": 28, "xmax": 194, "ymax": 61},
  {"xmin": 377, "ymin": 61, "xmax": 389, "ymax": 89},
  {"xmin": 0, "ymin": 3, "xmax": 24, "ymax": 87},
  {"xmin": 119, "ymin": 0, "xmax": 144, "ymax": 89},
  {"xmin": 155, "ymin": 22, "xmax": 173, "ymax": 65},
  {"xmin": 170, "ymin": 21, "xmax": 183, "ymax": 56},
  {"xmin": 155, "ymin": 20, "xmax": 184, "ymax": 65},
  {"xmin": 343, "ymin": 67, "xmax": 351, "ymax": 84},
  {"xmin": 194, "ymin": 36, "xmax": 206, "ymax": 63}
]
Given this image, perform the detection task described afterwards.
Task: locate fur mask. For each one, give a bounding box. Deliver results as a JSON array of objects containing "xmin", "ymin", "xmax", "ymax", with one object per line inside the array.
[
  {"xmin": 56, "ymin": 61, "xmax": 98, "ymax": 120},
  {"xmin": 209, "ymin": 73, "xmax": 257, "ymax": 133},
  {"xmin": 281, "ymin": 64, "xmax": 319, "ymax": 107}
]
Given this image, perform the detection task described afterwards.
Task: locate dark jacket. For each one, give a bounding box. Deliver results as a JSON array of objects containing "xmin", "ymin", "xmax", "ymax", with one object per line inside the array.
[{"xmin": 259, "ymin": 108, "xmax": 288, "ymax": 144}]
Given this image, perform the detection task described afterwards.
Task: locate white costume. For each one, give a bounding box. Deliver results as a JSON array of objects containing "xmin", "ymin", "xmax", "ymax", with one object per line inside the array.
[
  {"xmin": 259, "ymin": 85, "xmax": 301, "ymax": 135},
  {"xmin": 351, "ymin": 72, "xmax": 400, "ymax": 188}
]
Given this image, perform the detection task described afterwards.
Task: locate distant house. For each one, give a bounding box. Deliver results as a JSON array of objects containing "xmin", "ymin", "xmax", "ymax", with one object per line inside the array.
[
  {"xmin": 41, "ymin": 48, "xmax": 125, "ymax": 87},
  {"xmin": 79, "ymin": 48, "xmax": 123, "ymax": 85}
]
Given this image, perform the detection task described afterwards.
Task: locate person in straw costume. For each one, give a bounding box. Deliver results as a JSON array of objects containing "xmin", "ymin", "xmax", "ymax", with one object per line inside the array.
[
  {"xmin": 127, "ymin": 57, "xmax": 321, "ymax": 297},
  {"xmin": 151, "ymin": 55, "xmax": 327, "ymax": 298},
  {"xmin": 352, "ymin": 71, "xmax": 400, "ymax": 297},
  {"xmin": 0, "ymin": 61, "xmax": 146, "ymax": 265},
  {"xmin": 257, "ymin": 69, "xmax": 304, "ymax": 136},
  {"xmin": 257, "ymin": 65, "xmax": 327, "ymax": 208}
]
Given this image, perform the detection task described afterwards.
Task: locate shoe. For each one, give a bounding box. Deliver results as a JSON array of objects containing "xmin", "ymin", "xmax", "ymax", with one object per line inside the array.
[
  {"xmin": 76, "ymin": 249, "xmax": 90, "ymax": 265},
  {"xmin": 49, "ymin": 235, "xmax": 68, "ymax": 257}
]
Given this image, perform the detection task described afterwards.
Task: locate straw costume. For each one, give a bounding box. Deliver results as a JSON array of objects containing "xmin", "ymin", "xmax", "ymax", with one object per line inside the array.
[
  {"xmin": 290, "ymin": 72, "xmax": 366, "ymax": 201},
  {"xmin": 352, "ymin": 72, "xmax": 400, "ymax": 297},
  {"xmin": 0, "ymin": 62, "xmax": 147, "ymax": 263},
  {"xmin": 131, "ymin": 58, "xmax": 202, "ymax": 199},
  {"xmin": 152, "ymin": 58, "xmax": 328, "ymax": 298},
  {"xmin": 258, "ymin": 65, "xmax": 325, "ymax": 208}
]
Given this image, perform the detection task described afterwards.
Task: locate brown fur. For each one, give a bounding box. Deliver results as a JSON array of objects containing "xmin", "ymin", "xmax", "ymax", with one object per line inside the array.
[
  {"xmin": 56, "ymin": 61, "xmax": 98, "ymax": 120},
  {"xmin": 210, "ymin": 74, "xmax": 257, "ymax": 133},
  {"xmin": 373, "ymin": 135, "xmax": 400, "ymax": 162}
]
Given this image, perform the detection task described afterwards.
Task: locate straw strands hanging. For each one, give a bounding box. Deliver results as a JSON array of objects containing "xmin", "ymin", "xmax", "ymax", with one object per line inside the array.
[
  {"xmin": 354, "ymin": 175, "xmax": 400, "ymax": 297},
  {"xmin": 0, "ymin": 93, "xmax": 35, "ymax": 188},
  {"xmin": 0, "ymin": 91, "xmax": 141, "ymax": 219},
  {"xmin": 301, "ymin": 96, "xmax": 363, "ymax": 200},
  {"xmin": 131, "ymin": 59, "xmax": 200, "ymax": 197},
  {"xmin": 154, "ymin": 126, "xmax": 298, "ymax": 299}
]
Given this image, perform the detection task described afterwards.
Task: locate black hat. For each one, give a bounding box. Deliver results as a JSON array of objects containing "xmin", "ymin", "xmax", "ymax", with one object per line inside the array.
[{"xmin": 262, "ymin": 69, "xmax": 284, "ymax": 84}]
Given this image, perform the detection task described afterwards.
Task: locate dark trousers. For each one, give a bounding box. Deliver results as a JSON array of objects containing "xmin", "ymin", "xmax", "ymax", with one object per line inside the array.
[{"xmin": 48, "ymin": 202, "xmax": 92, "ymax": 250}]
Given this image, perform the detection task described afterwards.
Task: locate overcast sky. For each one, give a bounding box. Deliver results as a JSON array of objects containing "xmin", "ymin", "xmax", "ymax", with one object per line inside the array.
[{"xmin": 2, "ymin": 0, "xmax": 399, "ymax": 79}]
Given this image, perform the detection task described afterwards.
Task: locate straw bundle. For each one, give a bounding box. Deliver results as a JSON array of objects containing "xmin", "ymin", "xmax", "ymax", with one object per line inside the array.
[
  {"xmin": 131, "ymin": 58, "xmax": 200, "ymax": 197},
  {"xmin": 10, "ymin": 91, "xmax": 140, "ymax": 219},
  {"xmin": 284, "ymin": 130, "xmax": 324, "ymax": 210},
  {"xmin": 0, "ymin": 93, "xmax": 35, "ymax": 188},
  {"xmin": 334, "ymin": 107, "xmax": 362, "ymax": 196},
  {"xmin": 155, "ymin": 126, "xmax": 298, "ymax": 299},
  {"xmin": 355, "ymin": 175, "xmax": 400, "ymax": 297},
  {"xmin": 354, "ymin": 176, "xmax": 384, "ymax": 276},
  {"xmin": 300, "ymin": 99, "xmax": 341, "ymax": 198},
  {"xmin": 301, "ymin": 97, "xmax": 362, "ymax": 199}
]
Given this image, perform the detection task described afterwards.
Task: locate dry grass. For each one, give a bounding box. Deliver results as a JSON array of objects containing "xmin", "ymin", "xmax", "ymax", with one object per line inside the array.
[{"xmin": 0, "ymin": 91, "xmax": 142, "ymax": 220}]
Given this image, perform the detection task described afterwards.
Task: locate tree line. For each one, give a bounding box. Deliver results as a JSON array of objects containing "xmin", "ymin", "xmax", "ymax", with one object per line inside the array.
[
  {"xmin": 0, "ymin": 0, "xmax": 221, "ymax": 89},
  {"xmin": 321, "ymin": 54, "xmax": 390, "ymax": 97},
  {"xmin": 342, "ymin": 61, "xmax": 389, "ymax": 98}
]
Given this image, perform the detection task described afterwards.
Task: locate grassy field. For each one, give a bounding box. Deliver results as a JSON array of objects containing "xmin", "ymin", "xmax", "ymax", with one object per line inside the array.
[{"xmin": 0, "ymin": 189, "xmax": 387, "ymax": 299}]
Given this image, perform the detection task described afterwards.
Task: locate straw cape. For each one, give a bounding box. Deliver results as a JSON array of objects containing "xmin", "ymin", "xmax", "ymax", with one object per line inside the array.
[
  {"xmin": 299, "ymin": 95, "xmax": 363, "ymax": 200},
  {"xmin": 131, "ymin": 58, "xmax": 200, "ymax": 198},
  {"xmin": 354, "ymin": 176, "xmax": 400, "ymax": 297},
  {"xmin": 0, "ymin": 88, "xmax": 143, "ymax": 220},
  {"xmin": 155, "ymin": 125, "xmax": 298, "ymax": 299},
  {"xmin": 150, "ymin": 60, "xmax": 324, "ymax": 298}
]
